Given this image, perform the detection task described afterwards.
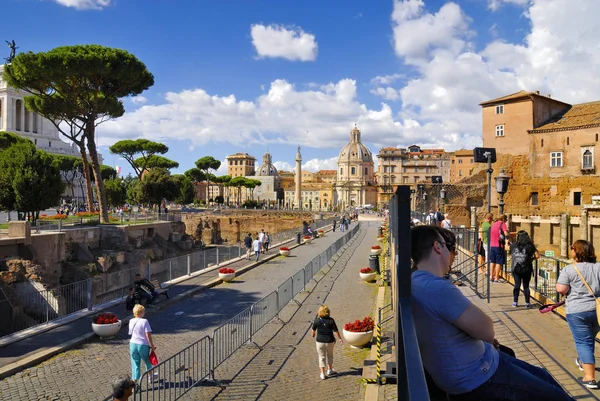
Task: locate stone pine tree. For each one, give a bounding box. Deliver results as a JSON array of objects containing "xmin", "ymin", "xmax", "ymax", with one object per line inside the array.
[
  {"xmin": 195, "ymin": 156, "xmax": 221, "ymax": 206},
  {"xmin": 109, "ymin": 139, "xmax": 179, "ymax": 180},
  {"xmin": 3, "ymin": 45, "xmax": 154, "ymax": 223}
]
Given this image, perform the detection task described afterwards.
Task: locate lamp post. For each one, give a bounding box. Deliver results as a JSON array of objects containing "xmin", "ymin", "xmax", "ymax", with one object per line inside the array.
[
  {"xmin": 440, "ymin": 187, "xmax": 446, "ymax": 213},
  {"xmin": 422, "ymin": 192, "xmax": 427, "ymax": 215},
  {"xmin": 494, "ymin": 168, "xmax": 510, "ymax": 215}
]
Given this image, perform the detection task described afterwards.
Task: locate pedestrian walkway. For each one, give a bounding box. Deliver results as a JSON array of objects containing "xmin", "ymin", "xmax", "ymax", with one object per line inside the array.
[{"xmin": 0, "ymin": 219, "xmax": 384, "ymax": 400}]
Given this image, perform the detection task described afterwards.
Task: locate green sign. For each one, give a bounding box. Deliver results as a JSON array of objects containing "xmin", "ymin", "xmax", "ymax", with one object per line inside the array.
[{"xmin": 544, "ymin": 250, "xmax": 555, "ymax": 257}]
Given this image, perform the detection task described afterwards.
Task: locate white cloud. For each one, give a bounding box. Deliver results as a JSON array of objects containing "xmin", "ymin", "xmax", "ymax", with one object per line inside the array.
[
  {"xmin": 273, "ymin": 157, "xmax": 338, "ymax": 173},
  {"xmin": 98, "ymin": 78, "xmax": 437, "ymax": 152},
  {"xmin": 487, "ymin": 0, "xmax": 530, "ymax": 12},
  {"xmin": 250, "ymin": 24, "xmax": 318, "ymax": 61},
  {"xmin": 391, "ymin": 0, "xmax": 473, "ymax": 66},
  {"xmin": 370, "ymin": 87, "xmax": 400, "ymax": 101},
  {"xmin": 53, "ymin": 0, "xmax": 111, "ymax": 10},
  {"xmin": 131, "ymin": 96, "xmax": 147, "ymax": 105},
  {"xmin": 371, "ymin": 74, "xmax": 404, "ymax": 86}
]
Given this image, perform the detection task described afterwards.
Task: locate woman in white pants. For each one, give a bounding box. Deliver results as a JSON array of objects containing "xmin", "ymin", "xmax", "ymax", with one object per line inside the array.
[{"xmin": 311, "ymin": 305, "xmax": 343, "ymax": 380}]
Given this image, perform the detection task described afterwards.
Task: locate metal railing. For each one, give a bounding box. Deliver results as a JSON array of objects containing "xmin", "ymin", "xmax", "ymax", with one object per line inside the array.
[
  {"xmin": 502, "ymin": 253, "xmax": 569, "ymax": 303},
  {"xmin": 131, "ymin": 223, "xmax": 361, "ymax": 400},
  {"xmin": 451, "ymin": 227, "xmax": 490, "ymax": 302},
  {"xmin": 1, "ymin": 218, "xmax": 334, "ymax": 340},
  {"xmin": 389, "ymin": 186, "xmax": 430, "ymax": 401}
]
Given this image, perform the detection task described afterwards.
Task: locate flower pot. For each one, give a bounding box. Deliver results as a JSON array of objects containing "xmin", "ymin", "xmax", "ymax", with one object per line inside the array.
[
  {"xmin": 360, "ymin": 272, "xmax": 377, "ymax": 282},
  {"xmin": 317, "ymin": 231, "xmax": 325, "ymax": 237},
  {"xmin": 343, "ymin": 329, "xmax": 374, "ymax": 348},
  {"xmin": 92, "ymin": 320, "xmax": 122, "ymax": 338},
  {"xmin": 303, "ymin": 237, "xmax": 312, "ymax": 244},
  {"xmin": 279, "ymin": 249, "xmax": 291, "ymax": 257},
  {"xmin": 370, "ymin": 248, "xmax": 382, "ymax": 256},
  {"xmin": 376, "ymin": 237, "xmax": 385, "ymax": 243},
  {"xmin": 219, "ymin": 272, "xmax": 235, "ymax": 282}
]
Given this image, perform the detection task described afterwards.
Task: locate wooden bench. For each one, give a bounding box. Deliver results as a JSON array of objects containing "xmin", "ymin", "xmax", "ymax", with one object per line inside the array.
[{"xmin": 151, "ymin": 279, "xmax": 170, "ymax": 299}]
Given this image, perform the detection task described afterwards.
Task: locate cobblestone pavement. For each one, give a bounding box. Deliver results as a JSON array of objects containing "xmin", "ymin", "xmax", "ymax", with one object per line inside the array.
[
  {"xmin": 183, "ymin": 222, "xmax": 380, "ymax": 400},
  {"xmin": 0, "ymin": 220, "xmax": 380, "ymax": 400}
]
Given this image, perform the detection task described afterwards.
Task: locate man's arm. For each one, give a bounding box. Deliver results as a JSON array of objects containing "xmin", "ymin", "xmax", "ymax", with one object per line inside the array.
[{"xmin": 453, "ymin": 303, "xmax": 496, "ymax": 344}]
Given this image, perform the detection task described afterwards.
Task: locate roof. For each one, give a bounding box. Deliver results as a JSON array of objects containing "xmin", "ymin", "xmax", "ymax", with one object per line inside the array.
[
  {"xmin": 479, "ymin": 90, "xmax": 570, "ymax": 107},
  {"xmin": 530, "ymin": 100, "xmax": 600, "ymax": 133},
  {"xmin": 227, "ymin": 152, "xmax": 255, "ymax": 159},
  {"xmin": 317, "ymin": 170, "xmax": 336, "ymax": 175},
  {"xmin": 453, "ymin": 149, "xmax": 473, "ymax": 156}
]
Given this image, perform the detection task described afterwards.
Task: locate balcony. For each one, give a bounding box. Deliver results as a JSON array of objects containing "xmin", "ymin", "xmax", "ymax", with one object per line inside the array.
[{"xmin": 581, "ymin": 165, "xmax": 595, "ymax": 174}]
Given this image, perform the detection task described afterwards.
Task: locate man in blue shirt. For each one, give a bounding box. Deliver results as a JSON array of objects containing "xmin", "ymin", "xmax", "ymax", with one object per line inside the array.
[{"xmin": 411, "ymin": 226, "xmax": 574, "ymax": 400}]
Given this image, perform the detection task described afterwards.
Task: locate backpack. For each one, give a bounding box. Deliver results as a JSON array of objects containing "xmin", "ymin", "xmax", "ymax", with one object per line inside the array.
[
  {"xmin": 512, "ymin": 245, "xmax": 529, "ymax": 274},
  {"xmin": 435, "ymin": 212, "xmax": 444, "ymax": 222}
]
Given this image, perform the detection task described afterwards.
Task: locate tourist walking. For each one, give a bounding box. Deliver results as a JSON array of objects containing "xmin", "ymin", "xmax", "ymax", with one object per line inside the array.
[
  {"xmin": 489, "ymin": 214, "xmax": 510, "ymax": 282},
  {"xmin": 311, "ymin": 304, "xmax": 343, "ymax": 380},
  {"xmin": 332, "ymin": 218, "xmax": 337, "ymax": 232},
  {"xmin": 252, "ymin": 235, "xmax": 261, "ymax": 261},
  {"xmin": 129, "ymin": 305, "xmax": 156, "ymax": 386},
  {"xmin": 244, "ymin": 232, "xmax": 252, "ymax": 260},
  {"xmin": 441, "ymin": 213, "xmax": 452, "ymax": 229},
  {"xmin": 263, "ymin": 232, "xmax": 270, "ymax": 253},
  {"xmin": 478, "ymin": 213, "xmax": 493, "ymax": 273},
  {"xmin": 510, "ymin": 230, "xmax": 539, "ymax": 307},
  {"xmin": 557, "ymin": 240, "xmax": 600, "ymax": 389}
]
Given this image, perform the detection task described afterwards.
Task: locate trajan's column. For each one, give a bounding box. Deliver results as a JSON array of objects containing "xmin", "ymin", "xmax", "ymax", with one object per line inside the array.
[{"xmin": 295, "ymin": 146, "xmax": 302, "ymax": 210}]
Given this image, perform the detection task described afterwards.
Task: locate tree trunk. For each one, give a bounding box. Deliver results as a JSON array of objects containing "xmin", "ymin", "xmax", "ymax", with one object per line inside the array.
[
  {"xmin": 85, "ymin": 126, "xmax": 109, "ymax": 223},
  {"xmin": 79, "ymin": 145, "xmax": 94, "ymax": 213}
]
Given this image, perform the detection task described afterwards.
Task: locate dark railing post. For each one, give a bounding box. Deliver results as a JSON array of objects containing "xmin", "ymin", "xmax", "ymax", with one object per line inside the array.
[
  {"xmin": 534, "ymin": 259, "xmax": 538, "ymax": 292},
  {"xmin": 555, "ymin": 260, "xmax": 560, "ymax": 303}
]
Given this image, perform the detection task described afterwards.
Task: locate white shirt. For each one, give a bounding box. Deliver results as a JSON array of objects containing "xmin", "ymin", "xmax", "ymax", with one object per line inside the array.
[{"xmin": 252, "ymin": 239, "xmax": 261, "ymax": 252}]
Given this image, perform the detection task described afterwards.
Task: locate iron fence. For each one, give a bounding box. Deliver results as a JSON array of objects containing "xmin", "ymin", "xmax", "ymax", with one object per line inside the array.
[
  {"xmin": 1, "ymin": 219, "xmax": 333, "ymax": 341},
  {"xmin": 450, "ymin": 227, "xmax": 489, "ymax": 301},
  {"xmin": 129, "ymin": 222, "xmax": 361, "ymax": 400}
]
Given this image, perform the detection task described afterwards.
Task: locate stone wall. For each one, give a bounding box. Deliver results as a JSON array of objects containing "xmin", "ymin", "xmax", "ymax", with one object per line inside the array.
[{"xmin": 183, "ymin": 211, "xmax": 320, "ymax": 244}]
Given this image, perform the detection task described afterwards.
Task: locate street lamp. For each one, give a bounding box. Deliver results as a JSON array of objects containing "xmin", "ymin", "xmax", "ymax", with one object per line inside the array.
[
  {"xmin": 494, "ymin": 168, "xmax": 511, "ymax": 215},
  {"xmin": 440, "ymin": 187, "xmax": 446, "ymax": 213},
  {"xmin": 422, "ymin": 192, "xmax": 428, "ymax": 214}
]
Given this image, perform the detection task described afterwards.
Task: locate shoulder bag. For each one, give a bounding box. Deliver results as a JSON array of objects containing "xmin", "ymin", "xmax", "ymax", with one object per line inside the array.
[{"xmin": 573, "ymin": 265, "xmax": 600, "ymax": 324}]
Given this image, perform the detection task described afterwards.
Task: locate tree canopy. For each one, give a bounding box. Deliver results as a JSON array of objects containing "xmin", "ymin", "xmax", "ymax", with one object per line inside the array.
[
  {"xmin": 195, "ymin": 156, "xmax": 221, "ymax": 203},
  {"xmin": 3, "ymin": 45, "xmax": 154, "ymax": 222},
  {"xmin": 109, "ymin": 139, "xmax": 178, "ymax": 179},
  {"xmin": 0, "ymin": 141, "xmax": 64, "ymax": 221}
]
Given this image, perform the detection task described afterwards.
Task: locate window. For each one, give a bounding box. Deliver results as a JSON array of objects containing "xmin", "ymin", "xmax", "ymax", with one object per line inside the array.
[
  {"xmin": 495, "ymin": 125, "xmax": 505, "ymax": 137},
  {"xmin": 567, "ymin": 137, "xmax": 570, "ymax": 146},
  {"xmin": 582, "ymin": 149, "xmax": 593, "ymax": 169},
  {"xmin": 541, "ymin": 139, "xmax": 544, "ymax": 147},
  {"xmin": 452, "ymin": 160, "xmax": 455, "ymax": 164},
  {"xmin": 458, "ymin": 159, "xmax": 463, "ymax": 164},
  {"xmin": 531, "ymin": 192, "xmax": 538, "ymax": 206},
  {"xmin": 403, "ymin": 177, "xmax": 408, "ymax": 183},
  {"xmin": 365, "ymin": 167, "xmax": 368, "ymax": 175},
  {"xmin": 340, "ymin": 168, "xmax": 343, "ymax": 175},
  {"xmin": 49, "ymin": 141, "xmax": 52, "ymax": 147},
  {"xmin": 351, "ymin": 167, "xmax": 356, "ymax": 175},
  {"xmin": 573, "ymin": 191, "xmax": 582, "ymax": 206},
  {"xmin": 495, "ymin": 105, "xmax": 504, "ymax": 114},
  {"xmin": 459, "ymin": 170, "xmax": 462, "ymax": 176},
  {"xmin": 550, "ymin": 152, "xmax": 563, "ymax": 167},
  {"xmin": 596, "ymin": 133, "xmax": 598, "ymax": 142},
  {"xmin": 470, "ymin": 158, "xmax": 473, "ymax": 163}
]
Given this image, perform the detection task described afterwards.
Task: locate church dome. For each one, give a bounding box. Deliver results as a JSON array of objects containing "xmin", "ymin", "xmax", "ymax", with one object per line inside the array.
[
  {"xmin": 256, "ymin": 152, "xmax": 278, "ymax": 176},
  {"xmin": 338, "ymin": 126, "xmax": 373, "ymax": 163}
]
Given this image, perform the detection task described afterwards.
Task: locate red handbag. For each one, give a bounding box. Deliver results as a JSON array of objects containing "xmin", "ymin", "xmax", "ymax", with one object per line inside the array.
[{"xmin": 149, "ymin": 350, "xmax": 158, "ymax": 365}]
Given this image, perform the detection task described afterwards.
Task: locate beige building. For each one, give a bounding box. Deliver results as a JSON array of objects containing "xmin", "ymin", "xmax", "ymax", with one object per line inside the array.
[
  {"xmin": 375, "ymin": 145, "xmax": 451, "ymax": 209},
  {"xmin": 334, "ymin": 126, "xmax": 377, "ymax": 209},
  {"xmin": 284, "ymin": 182, "xmax": 334, "ymax": 211},
  {"xmin": 226, "ymin": 152, "xmax": 256, "ymax": 177},
  {"xmin": 316, "ymin": 170, "xmax": 337, "ymax": 184},
  {"xmin": 450, "ymin": 149, "xmax": 476, "ymax": 182}
]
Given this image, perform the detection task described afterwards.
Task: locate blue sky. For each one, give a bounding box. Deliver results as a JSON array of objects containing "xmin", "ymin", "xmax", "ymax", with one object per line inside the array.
[{"xmin": 5, "ymin": 0, "xmax": 600, "ymax": 177}]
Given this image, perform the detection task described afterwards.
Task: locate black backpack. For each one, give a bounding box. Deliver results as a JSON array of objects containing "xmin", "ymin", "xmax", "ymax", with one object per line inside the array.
[
  {"xmin": 435, "ymin": 211, "xmax": 444, "ymax": 222},
  {"xmin": 512, "ymin": 245, "xmax": 529, "ymax": 274}
]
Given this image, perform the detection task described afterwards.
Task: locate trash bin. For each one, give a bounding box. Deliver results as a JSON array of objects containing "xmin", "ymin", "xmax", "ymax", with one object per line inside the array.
[
  {"xmin": 296, "ymin": 232, "xmax": 301, "ymax": 244},
  {"xmin": 369, "ymin": 254, "xmax": 380, "ymax": 274}
]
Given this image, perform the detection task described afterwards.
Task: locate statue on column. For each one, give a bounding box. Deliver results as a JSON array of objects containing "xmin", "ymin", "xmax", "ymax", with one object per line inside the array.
[{"xmin": 5, "ymin": 40, "xmax": 18, "ymax": 63}]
